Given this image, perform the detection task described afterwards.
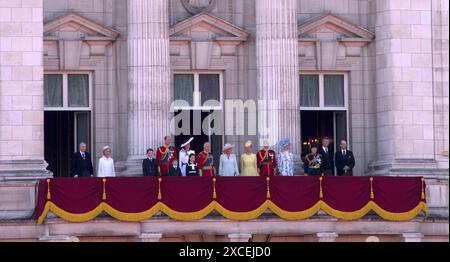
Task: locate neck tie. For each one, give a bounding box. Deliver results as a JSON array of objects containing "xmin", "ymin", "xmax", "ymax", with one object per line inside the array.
[
  {"xmin": 343, "ymin": 150, "xmax": 346, "ymax": 156},
  {"xmin": 82, "ymin": 153, "xmax": 85, "ymax": 159}
]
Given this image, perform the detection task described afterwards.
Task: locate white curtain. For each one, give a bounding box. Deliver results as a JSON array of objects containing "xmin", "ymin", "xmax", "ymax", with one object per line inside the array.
[
  {"xmin": 68, "ymin": 74, "xmax": 89, "ymax": 107},
  {"xmin": 174, "ymin": 74, "xmax": 194, "ymax": 106},
  {"xmin": 300, "ymin": 75, "xmax": 319, "ymax": 107},
  {"xmin": 44, "ymin": 74, "xmax": 63, "ymax": 107},
  {"xmin": 324, "ymin": 75, "xmax": 344, "ymax": 107}
]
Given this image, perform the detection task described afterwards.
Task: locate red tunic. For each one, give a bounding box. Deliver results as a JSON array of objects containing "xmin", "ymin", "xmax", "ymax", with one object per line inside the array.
[
  {"xmin": 156, "ymin": 145, "xmax": 178, "ymax": 176},
  {"xmin": 256, "ymin": 149, "xmax": 277, "ymax": 177},
  {"xmin": 196, "ymin": 151, "xmax": 215, "ymax": 177}
]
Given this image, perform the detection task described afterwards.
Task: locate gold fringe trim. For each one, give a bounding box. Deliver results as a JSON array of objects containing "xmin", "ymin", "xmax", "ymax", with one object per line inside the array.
[
  {"xmin": 266, "ymin": 177, "xmax": 271, "ymax": 199},
  {"xmin": 46, "ymin": 179, "xmax": 51, "ymax": 200},
  {"xmin": 36, "ymin": 200, "xmax": 428, "ymax": 224},
  {"xmin": 268, "ymin": 201, "xmax": 321, "ymax": 220},
  {"xmin": 215, "ymin": 201, "xmax": 269, "ymax": 221},
  {"xmin": 38, "ymin": 202, "xmax": 104, "ymax": 224},
  {"xmin": 371, "ymin": 201, "xmax": 428, "ymax": 221},
  {"xmin": 103, "ymin": 203, "xmax": 160, "ymax": 222},
  {"xmin": 159, "ymin": 202, "xmax": 216, "ymax": 221},
  {"xmin": 321, "ymin": 201, "xmax": 373, "ymax": 220}
]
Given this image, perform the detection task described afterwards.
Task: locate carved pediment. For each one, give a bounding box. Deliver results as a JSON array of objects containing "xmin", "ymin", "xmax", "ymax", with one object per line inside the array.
[
  {"xmin": 170, "ymin": 12, "xmax": 249, "ymax": 70},
  {"xmin": 298, "ymin": 12, "xmax": 374, "ymax": 41},
  {"xmin": 298, "ymin": 13, "xmax": 375, "ymax": 70},
  {"xmin": 43, "ymin": 12, "xmax": 120, "ymax": 70},
  {"xmin": 170, "ymin": 12, "xmax": 248, "ymax": 42},
  {"xmin": 44, "ymin": 12, "xmax": 120, "ymax": 40}
]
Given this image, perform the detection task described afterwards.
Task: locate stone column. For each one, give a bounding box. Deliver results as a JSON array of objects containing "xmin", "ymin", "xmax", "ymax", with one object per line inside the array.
[
  {"xmin": 228, "ymin": 233, "xmax": 252, "ymax": 242},
  {"xmin": 125, "ymin": 0, "xmax": 172, "ymax": 175},
  {"xmin": 255, "ymin": 0, "xmax": 301, "ymax": 169},
  {"xmin": 372, "ymin": 0, "xmax": 447, "ymax": 175},
  {"xmin": 316, "ymin": 232, "xmax": 338, "ymax": 242},
  {"xmin": 0, "ymin": 0, "xmax": 49, "ymax": 179}
]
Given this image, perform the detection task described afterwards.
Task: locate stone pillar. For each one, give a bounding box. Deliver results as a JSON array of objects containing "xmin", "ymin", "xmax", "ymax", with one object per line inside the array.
[
  {"xmin": 255, "ymin": 0, "xmax": 301, "ymax": 170},
  {"xmin": 372, "ymin": 0, "xmax": 447, "ymax": 175},
  {"xmin": 125, "ymin": 0, "xmax": 172, "ymax": 175},
  {"xmin": 401, "ymin": 233, "xmax": 423, "ymax": 242},
  {"xmin": 228, "ymin": 233, "xmax": 252, "ymax": 242},
  {"xmin": 0, "ymin": 0, "xmax": 49, "ymax": 179},
  {"xmin": 138, "ymin": 233, "xmax": 163, "ymax": 242},
  {"xmin": 316, "ymin": 232, "xmax": 338, "ymax": 242}
]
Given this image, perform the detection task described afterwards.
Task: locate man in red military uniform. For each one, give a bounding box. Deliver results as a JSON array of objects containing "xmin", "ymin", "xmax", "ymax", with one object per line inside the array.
[
  {"xmin": 256, "ymin": 140, "xmax": 277, "ymax": 177},
  {"xmin": 196, "ymin": 142, "xmax": 215, "ymax": 177},
  {"xmin": 156, "ymin": 136, "xmax": 178, "ymax": 176}
]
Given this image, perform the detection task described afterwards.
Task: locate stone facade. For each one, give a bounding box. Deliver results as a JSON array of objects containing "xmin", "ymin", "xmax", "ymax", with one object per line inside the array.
[{"xmin": 0, "ymin": 0, "xmax": 448, "ymax": 240}]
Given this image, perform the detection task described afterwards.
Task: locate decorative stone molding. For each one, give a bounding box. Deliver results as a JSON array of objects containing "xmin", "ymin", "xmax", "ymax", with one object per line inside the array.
[
  {"xmin": 138, "ymin": 233, "xmax": 163, "ymax": 242},
  {"xmin": 228, "ymin": 233, "xmax": 252, "ymax": 242},
  {"xmin": 298, "ymin": 13, "xmax": 374, "ymax": 70},
  {"xmin": 169, "ymin": 12, "xmax": 248, "ymax": 70},
  {"xmin": 316, "ymin": 232, "xmax": 339, "ymax": 242},
  {"xmin": 401, "ymin": 233, "xmax": 424, "ymax": 242},
  {"xmin": 38, "ymin": 235, "xmax": 80, "ymax": 242},
  {"xmin": 181, "ymin": 0, "xmax": 217, "ymax": 15},
  {"xmin": 43, "ymin": 12, "xmax": 120, "ymax": 70}
]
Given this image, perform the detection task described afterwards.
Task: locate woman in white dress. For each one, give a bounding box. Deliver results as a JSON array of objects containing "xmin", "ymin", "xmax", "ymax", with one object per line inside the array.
[
  {"xmin": 97, "ymin": 146, "xmax": 116, "ymax": 177},
  {"xmin": 218, "ymin": 143, "xmax": 240, "ymax": 177}
]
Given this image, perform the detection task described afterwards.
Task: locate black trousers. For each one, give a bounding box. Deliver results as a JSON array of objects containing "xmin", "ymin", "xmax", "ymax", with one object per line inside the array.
[
  {"xmin": 307, "ymin": 168, "xmax": 322, "ymax": 176},
  {"xmin": 322, "ymin": 169, "xmax": 333, "ymax": 176}
]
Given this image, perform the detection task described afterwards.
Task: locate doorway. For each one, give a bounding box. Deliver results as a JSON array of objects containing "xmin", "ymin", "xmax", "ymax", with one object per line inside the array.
[
  {"xmin": 300, "ymin": 111, "xmax": 347, "ymax": 157},
  {"xmin": 44, "ymin": 111, "xmax": 91, "ymax": 177},
  {"xmin": 174, "ymin": 110, "xmax": 223, "ymax": 166}
]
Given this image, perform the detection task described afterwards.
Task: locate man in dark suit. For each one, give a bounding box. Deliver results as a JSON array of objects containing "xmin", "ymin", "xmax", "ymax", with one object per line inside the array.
[
  {"xmin": 335, "ymin": 140, "xmax": 355, "ymax": 176},
  {"xmin": 317, "ymin": 137, "xmax": 334, "ymax": 176},
  {"xmin": 72, "ymin": 142, "xmax": 94, "ymax": 177},
  {"xmin": 142, "ymin": 148, "xmax": 158, "ymax": 176}
]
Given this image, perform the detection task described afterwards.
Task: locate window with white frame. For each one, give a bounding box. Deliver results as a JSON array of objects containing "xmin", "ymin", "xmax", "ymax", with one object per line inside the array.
[
  {"xmin": 173, "ymin": 72, "xmax": 223, "ymax": 110},
  {"xmin": 44, "ymin": 72, "xmax": 92, "ymax": 111},
  {"xmin": 299, "ymin": 73, "xmax": 348, "ymax": 110}
]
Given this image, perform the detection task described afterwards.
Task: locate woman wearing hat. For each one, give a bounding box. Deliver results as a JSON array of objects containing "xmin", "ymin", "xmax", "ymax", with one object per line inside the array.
[
  {"xmin": 179, "ymin": 137, "xmax": 195, "ymax": 177},
  {"xmin": 278, "ymin": 138, "xmax": 293, "ymax": 176},
  {"xmin": 218, "ymin": 143, "xmax": 239, "ymax": 176},
  {"xmin": 240, "ymin": 140, "xmax": 259, "ymax": 176},
  {"xmin": 97, "ymin": 145, "xmax": 116, "ymax": 177}
]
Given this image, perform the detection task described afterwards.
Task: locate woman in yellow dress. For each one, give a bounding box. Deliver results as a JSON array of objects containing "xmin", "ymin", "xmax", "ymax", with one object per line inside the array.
[{"xmin": 240, "ymin": 140, "xmax": 259, "ymax": 176}]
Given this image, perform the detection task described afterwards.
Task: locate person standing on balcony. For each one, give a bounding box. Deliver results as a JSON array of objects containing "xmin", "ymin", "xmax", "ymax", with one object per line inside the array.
[
  {"xmin": 278, "ymin": 138, "xmax": 294, "ymax": 176},
  {"xmin": 168, "ymin": 158, "xmax": 182, "ymax": 176},
  {"xmin": 304, "ymin": 145, "xmax": 322, "ymax": 176},
  {"xmin": 156, "ymin": 136, "xmax": 178, "ymax": 176},
  {"xmin": 72, "ymin": 142, "xmax": 94, "ymax": 178},
  {"xmin": 318, "ymin": 137, "xmax": 334, "ymax": 176},
  {"xmin": 335, "ymin": 140, "xmax": 355, "ymax": 176},
  {"xmin": 97, "ymin": 146, "xmax": 116, "ymax": 177},
  {"xmin": 185, "ymin": 154, "xmax": 199, "ymax": 176},
  {"xmin": 179, "ymin": 137, "xmax": 195, "ymax": 177},
  {"xmin": 197, "ymin": 142, "xmax": 215, "ymax": 177},
  {"xmin": 218, "ymin": 143, "xmax": 239, "ymax": 176},
  {"xmin": 142, "ymin": 148, "xmax": 158, "ymax": 176},
  {"xmin": 256, "ymin": 140, "xmax": 277, "ymax": 177},
  {"xmin": 240, "ymin": 140, "xmax": 259, "ymax": 176}
]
